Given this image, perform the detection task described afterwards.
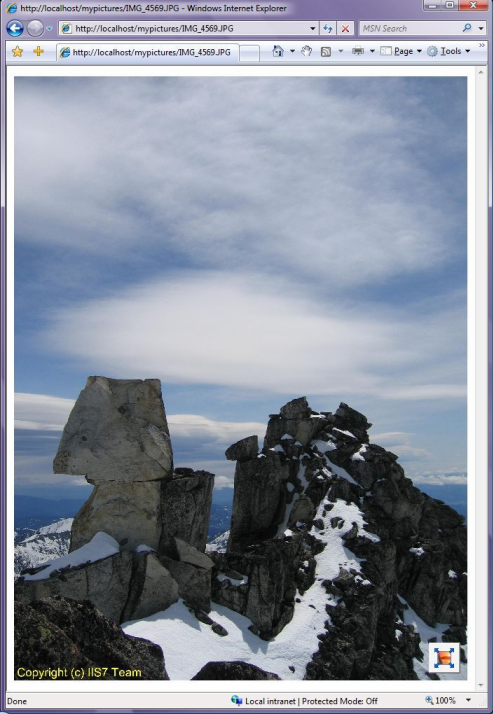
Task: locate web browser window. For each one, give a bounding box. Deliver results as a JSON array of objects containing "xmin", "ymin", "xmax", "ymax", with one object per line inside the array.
[{"xmin": 0, "ymin": 0, "xmax": 491, "ymax": 712}]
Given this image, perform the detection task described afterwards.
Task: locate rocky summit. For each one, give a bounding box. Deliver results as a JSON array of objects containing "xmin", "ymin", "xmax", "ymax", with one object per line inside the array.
[{"xmin": 14, "ymin": 381, "xmax": 467, "ymax": 681}]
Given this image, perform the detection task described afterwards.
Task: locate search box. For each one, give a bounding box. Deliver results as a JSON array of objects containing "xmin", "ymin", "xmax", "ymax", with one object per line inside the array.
[{"xmin": 359, "ymin": 20, "xmax": 487, "ymax": 36}]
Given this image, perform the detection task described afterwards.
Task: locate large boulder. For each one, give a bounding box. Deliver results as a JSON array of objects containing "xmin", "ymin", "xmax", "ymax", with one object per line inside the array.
[
  {"xmin": 53, "ymin": 377, "xmax": 173, "ymax": 483},
  {"xmin": 160, "ymin": 469, "xmax": 214, "ymax": 552},
  {"xmin": 15, "ymin": 544, "xmax": 133, "ymax": 623},
  {"xmin": 122, "ymin": 552, "xmax": 179, "ymax": 622},
  {"xmin": 192, "ymin": 661, "xmax": 281, "ymax": 680},
  {"xmin": 14, "ymin": 597, "xmax": 169, "ymax": 679},
  {"xmin": 227, "ymin": 452, "xmax": 284, "ymax": 553},
  {"xmin": 70, "ymin": 481, "xmax": 165, "ymax": 552}
]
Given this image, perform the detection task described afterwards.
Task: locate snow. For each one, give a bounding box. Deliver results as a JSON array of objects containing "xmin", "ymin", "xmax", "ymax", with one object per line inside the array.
[
  {"xmin": 409, "ymin": 547, "xmax": 425, "ymax": 557},
  {"xmin": 286, "ymin": 482, "xmax": 295, "ymax": 492},
  {"xmin": 397, "ymin": 595, "xmax": 467, "ymax": 681},
  {"xmin": 271, "ymin": 444, "xmax": 284, "ymax": 453},
  {"xmin": 312, "ymin": 439, "xmax": 336, "ymax": 453},
  {"xmin": 333, "ymin": 428, "xmax": 357, "ymax": 439},
  {"xmin": 281, "ymin": 433, "xmax": 292, "ymax": 440},
  {"xmin": 124, "ymin": 495, "xmax": 381, "ymax": 680},
  {"xmin": 136, "ymin": 544, "xmax": 155, "ymax": 553},
  {"xmin": 448, "ymin": 570, "xmax": 457, "ymax": 579},
  {"xmin": 22, "ymin": 532, "xmax": 120, "ymax": 581},
  {"xmin": 216, "ymin": 572, "xmax": 248, "ymax": 586},
  {"xmin": 351, "ymin": 444, "xmax": 368, "ymax": 462},
  {"xmin": 325, "ymin": 457, "xmax": 360, "ymax": 487},
  {"xmin": 206, "ymin": 530, "xmax": 229, "ymax": 553},
  {"xmin": 24, "ymin": 518, "xmax": 73, "ymax": 540}
]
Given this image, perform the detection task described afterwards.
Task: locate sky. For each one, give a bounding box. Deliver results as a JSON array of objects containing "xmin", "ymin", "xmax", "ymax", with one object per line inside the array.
[{"xmin": 13, "ymin": 76, "xmax": 468, "ymax": 503}]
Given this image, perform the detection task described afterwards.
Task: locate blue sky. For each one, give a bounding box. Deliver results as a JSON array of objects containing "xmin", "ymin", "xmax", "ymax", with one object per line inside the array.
[{"xmin": 13, "ymin": 76, "xmax": 467, "ymax": 502}]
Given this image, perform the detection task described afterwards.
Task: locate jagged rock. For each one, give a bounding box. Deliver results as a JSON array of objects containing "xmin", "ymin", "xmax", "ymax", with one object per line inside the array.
[
  {"xmin": 213, "ymin": 536, "xmax": 303, "ymax": 639},
  {"xmin": 160, "ymin": 556, "xmax": 212, "ymax": 612},
  {"xmin": 70, "ymin": 481, "xmax": 165, "ymax": 552},
  {"xmin": 265, "ymin": 397, "xmax": 320, "ymax": 448},
  {"xmin": 15, "ymin": 551, "xmax": 133, "ymax": 623},
  {"xmin": 211, "ymin": 623, "xmax": 228, "ymax": 637},
  {"xmin": 160, "ymin": 469, "xmax": 214, "ymax": 552},
  {"xmin": 174, "ymin": 538, "xmax": 214, "ymax": 569},
  {"xmin": 191, "ymin": 661, "xmax": 281, "ymax": 680},
  {"xmin": 14, "ymin": 597, "xmax": 168, "ymax": 679},
  {"xmin": 122, "ymin": 553, "xmax": 179, "ymax": 622},
  {"xmin": 227, "ymin": 452, "xmax": 284, "ymax": 553},
  {"xmin": 53, "ymin": 377, "xmax": 173, "ymax": 483},
  {"xmin": 225, "ymin": 435, "xmax": 258, "ymax": 462},
  {"xmin": 288, "ymin": 494, "xmax": 316, "ymax": 528}
]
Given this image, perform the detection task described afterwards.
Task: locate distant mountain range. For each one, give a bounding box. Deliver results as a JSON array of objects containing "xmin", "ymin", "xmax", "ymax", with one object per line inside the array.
[{"xmin": 14, "ymin": 496, "xmax": 232, "ymax": 578}]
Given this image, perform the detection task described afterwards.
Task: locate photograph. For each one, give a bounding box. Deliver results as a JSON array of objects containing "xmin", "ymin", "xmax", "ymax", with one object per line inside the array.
[{"xmin": 13, "ymin": 75, "xmax": 467, "ymax": 681}]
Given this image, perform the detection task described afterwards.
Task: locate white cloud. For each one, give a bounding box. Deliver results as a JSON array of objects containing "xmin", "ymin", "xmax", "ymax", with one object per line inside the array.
[
  {"xmin": 40, "ymin": 271, "xmax": 466, "ymax": 400},
  {"xmin": 168, "ymin": 414, "xmax": 264, "ymax": 446},
  {"xmin": 15, "ymin": 77, "xmax": 464, "ymax": 290},
  {"xmin": 412, "ymin": 472, "xmax": 467, "ymax": 486},
  {"xmin": 15, "ymin": 393, "xmax": 75, "ymax": 431}
]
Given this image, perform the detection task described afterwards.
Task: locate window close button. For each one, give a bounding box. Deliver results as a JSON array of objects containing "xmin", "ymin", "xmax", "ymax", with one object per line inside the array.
[{"xmin": 459, "ymin": 0, "xmax": 488, "ymax": 10}]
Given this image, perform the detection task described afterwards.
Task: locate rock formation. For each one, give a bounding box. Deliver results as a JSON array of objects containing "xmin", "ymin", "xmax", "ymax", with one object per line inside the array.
[
  {"xmin": 15, "ymin": 597, "xmax": 169, "ymax": 679},
  {"xmin": 191, "ymin": 661, "xmax": 281, "ymax": 680},
  {"xmin": 16, "ymin": 377, "xmax": 214, "ymax": 626},
  {"xmin": 210, "ymin": 398, "xmax": 467, "ymax": 677},
  {"xmin": 14, "ymin": 384, "xmax": 467, "ymax": 681}
]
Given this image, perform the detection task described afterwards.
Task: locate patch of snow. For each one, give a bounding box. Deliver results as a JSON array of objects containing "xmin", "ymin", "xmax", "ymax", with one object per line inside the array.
[
  {"xmin": 333, "ymin": 428, "xmax": 357, "ymax": 439},
  {"xmin": 22, "ymin": 532, "xmax": 120, "ymax": 581},
  {"xmin": 271, "ymin": 445, "xmax": 284, "ymax": 453},
  {"xmin": 286, "ymin": 483, "xmax": 295, "ymax": 492},
  {"xmin": 281, "ymin": 433, "xmax": 292, "ymax": 440},
  {"xmin": 206, "ymin": 530, "xmax": 230, "ymax": 553},
  {"xmin": 24, "ymin": 518, "xmax": 73, "ymax": 540},
  {"xmin": 409, "ymin": 547, "xmax": 425, "ymax": 557},
  {"xmin": 136, "ymin": 544, "xmax": 155, "ymax": 553},
  {"xmin": 216, "ymin": 572, "xmax": 248, "ymax": 586},
  {"xmin": 395, "ymin": 629, "xmax": 403, "ymax": 641},
  {"xmin": 397, "ymin": 595, "xmax": 467, "ymax": 681},
  {"xmin": 448, "ymin": 570, "xmax": 457, "ymax": 579},
  {"xmin": 325, "ymin": 456, "xmax": 360, "ymax": 487},
  {"xmin": 312, "ymin": 439, "xmax": 336, "ymax": 454},
  {"xmin": 351, "ymin": 444, "xmax": 368, "ymax": 462}
]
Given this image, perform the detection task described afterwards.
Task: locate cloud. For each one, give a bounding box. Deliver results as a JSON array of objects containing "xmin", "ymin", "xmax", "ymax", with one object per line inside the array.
[
  {"xmin": 39, "ymin": 271, "xmax": 466, "ymax": 400},
  {"xmin": 15, "ymin": 77, "xmax": 465, "ymax": 292},
  {"xmin": 168, "ymin": 414, "xmax": 264, "ymax": 446},
  {"xmin": 412, "ymin": 472, "xmax": 467, "ymax": 486},
  {"xmin": 15, "ymin": 393, "xmax": 75, "ymax": 431}
]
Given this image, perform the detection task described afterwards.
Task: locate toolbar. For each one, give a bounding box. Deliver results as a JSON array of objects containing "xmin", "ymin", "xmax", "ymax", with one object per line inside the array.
[{"xmin": 6, "ymin": 40, "xmax": 488, "ymax": 64}]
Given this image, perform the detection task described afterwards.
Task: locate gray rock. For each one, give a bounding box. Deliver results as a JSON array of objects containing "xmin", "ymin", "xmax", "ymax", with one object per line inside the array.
[
  {"xmin": 175, "ymin": 538, "xmax": 214, "ymax": 569},
  {"xmin": 225, "ymin": 435, "xmax": 258, "ymax": 462},
  {"xmin": 54, "ymin": 377, "xmax": 173, "ymax": 483},
  {"xmin": 227, "ymin": 452, "xmax": 284, "ymax": 553},
  {"xmin": 15, "ymin": 552, "xmax": 133, "ymax": 623},
  {"xmin": 287, "ymin": 494, "xmax": 316, "ymax": 527},
  {"xmin": 191, "ymin": 661, "xmax": 281, "ymax": 680},
  {"xmin": 160, "ymin": 469, "xmax": 214, "ymax": 552},
  {"xmin": 161, "ymin": 557, "xmax": 212, "ymax": 612},
  {"xmin": 70, "ymin": 480, "xmax": 165, "ymax": 552},
  {"xmin": 122, "ymin": 553, "xmax": 179, "ymax": 622}
]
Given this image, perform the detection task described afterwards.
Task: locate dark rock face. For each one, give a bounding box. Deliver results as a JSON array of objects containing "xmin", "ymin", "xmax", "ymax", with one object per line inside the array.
[
  {"xmin": 227, "ymin": 453, "xmax": 285, "ymax": 554},
  {"xmin": 213, "ymin": 536, "xmax": 304, "ymax": 639},
  {"xmin": 191, "ymin": 661, "xmax": 281, "ymax": 680},
  {"xmin": 226, "ymin": 435, "xmax": 259, "ymax": 462},
  {"xmin": 160, "ymin": 468, "xmax": 214, "ymax": 552},
  {"xmin": 14, "ymin": 597, "xmax": 169, "ymax": 680},
  {"xmin": 209, "ymin": 397, "xmax": 467, "ymax": 680}
]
